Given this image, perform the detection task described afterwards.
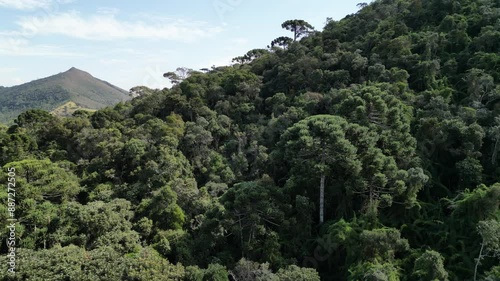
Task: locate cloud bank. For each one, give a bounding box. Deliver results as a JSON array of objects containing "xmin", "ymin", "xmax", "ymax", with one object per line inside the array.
[{"xmin": 15, "ymin": 12, "xmax": 223, "ymax": 42}]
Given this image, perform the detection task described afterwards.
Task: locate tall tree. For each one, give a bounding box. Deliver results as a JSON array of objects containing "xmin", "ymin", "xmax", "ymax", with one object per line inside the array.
[
  {"xmin": 275, "ymin": 115, "xmax": 361, "ymax": 223},
  {"xmin": 164, "ymin": 67, "xmax": 193, "ymax": 85},
  {"xmin": 474, "ymin": 220, "xmax": 500, "ymax": 281},
  {"xmin": 281, "ymin": 20, "xmax": 314, "ymax": 41},
  {"xmin": 269, "ymin": 36, "xmax": 293, "ymax": 50}
]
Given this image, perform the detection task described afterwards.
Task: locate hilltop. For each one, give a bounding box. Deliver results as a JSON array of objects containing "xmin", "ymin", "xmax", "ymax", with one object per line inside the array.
[{"xmin": 0, "ymin": 67, "xmax": 130, "ymax": 124}]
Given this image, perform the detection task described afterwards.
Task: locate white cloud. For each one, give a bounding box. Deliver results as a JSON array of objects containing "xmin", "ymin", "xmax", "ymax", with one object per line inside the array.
[
  {"xmin": 0, "ymin": 37, "xmax": 83, "ymax": 57},
  {"xmin": 96, "ymin": 7, "xmax": 120, "ymax": 15},
  {"xmin": 11, "ymin": 77, "xmax": 24, "ymax": 85},
  {"xmin": 223, "ymin": 37, "xmax": 249, "ymax": 52},
  {"xmin": 0, "ymin": 76, "xmax": 24, "ymax": 87},
  {"xmin": 15, "ymin": 11, "xmax": 223, "ymax": 42},
  {"xmin": 141, "ymin": 64, "xmax": 170, "ymax": 90},
  {"xmin": 231, "ymin": 37, "xmax": 248, "ymax": 45},
  {"xmin": 0, "ymin": 0, "xmax": 51, "ymax": 10},
  {"xmin": 0, "ymin": 67, "xmax": 18, "ymax": 73},
  {"xmin": 99, "ymin": 58, "xmax": 127, "ymax": 65},
  {"xmin": 0, "ymin": 0, "xmax": 70, "ymax": 10}
]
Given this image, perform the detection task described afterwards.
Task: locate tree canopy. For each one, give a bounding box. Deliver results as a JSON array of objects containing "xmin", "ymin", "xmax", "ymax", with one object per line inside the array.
[{"xmin": 1, "ymin": 1, "xmax": 500, "ymax": 280}]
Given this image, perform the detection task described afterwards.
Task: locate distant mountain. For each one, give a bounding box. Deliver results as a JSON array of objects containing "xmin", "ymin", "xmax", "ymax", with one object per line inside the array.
[{"xmin": 0, "ymin": 67, "xmax": 131, "ymax": 124}]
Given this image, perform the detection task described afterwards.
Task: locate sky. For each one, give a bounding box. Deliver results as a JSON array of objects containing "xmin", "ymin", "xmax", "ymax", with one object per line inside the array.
[{"xmin": 0, "ymin": 0, "xmax": 370, "ymax": 90}]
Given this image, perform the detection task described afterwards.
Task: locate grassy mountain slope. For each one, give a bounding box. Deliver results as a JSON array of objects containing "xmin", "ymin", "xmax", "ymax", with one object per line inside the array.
[
  {"xmin": 0, "ymin": 67, "xmax": 130, "ymax": 123},
  {"xmin": 50, "ymin": 101, "xmax": 97, "ymax": 116}
]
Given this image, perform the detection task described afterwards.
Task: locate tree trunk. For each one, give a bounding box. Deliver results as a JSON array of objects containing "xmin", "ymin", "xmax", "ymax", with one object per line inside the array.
[
  {"xmin": 238, "ymin": 214, "xmax": 244, "ymax": 258},
  {"xmin": 474, "ymin": 243, "xmax": 484, "ymax": 281},
  {"xmin": 492, "ymin": 136, "xmax": 499, "ymax": 164},
  {"xmin": 320, "ymin": 174, "xmax": 325, "ymax": 224}
]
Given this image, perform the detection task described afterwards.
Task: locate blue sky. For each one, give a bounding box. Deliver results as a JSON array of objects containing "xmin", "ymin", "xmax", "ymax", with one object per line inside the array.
[{"xmin": 0, "ymin": 0, "xmax": 369, "ymax": 90}]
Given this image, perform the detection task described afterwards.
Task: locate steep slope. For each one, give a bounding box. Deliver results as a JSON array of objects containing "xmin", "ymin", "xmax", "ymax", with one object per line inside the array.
[{"xmin": 0, "ymin": 67, "xmax": 130, "ymax": 123}]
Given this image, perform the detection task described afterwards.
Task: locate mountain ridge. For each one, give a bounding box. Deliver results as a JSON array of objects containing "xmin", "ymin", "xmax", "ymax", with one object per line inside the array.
[{"xmin": 0, "ymin": 67, "xmax": 131, "ymax": 124}]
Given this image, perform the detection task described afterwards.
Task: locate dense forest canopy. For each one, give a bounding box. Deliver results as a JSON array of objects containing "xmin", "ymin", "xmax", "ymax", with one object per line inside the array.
[{"xmin": 1, "ymin": 0, "xmax": 500, "ymax": 280}]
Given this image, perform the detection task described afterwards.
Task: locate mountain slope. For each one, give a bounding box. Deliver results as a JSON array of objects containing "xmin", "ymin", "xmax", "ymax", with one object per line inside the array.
[{"xmin": 0, "ymin": 67, "xmax": 130, "ymax": 124}]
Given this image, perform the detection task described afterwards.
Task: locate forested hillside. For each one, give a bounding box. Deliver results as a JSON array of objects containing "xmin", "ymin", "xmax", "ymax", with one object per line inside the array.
[
  {"xmin": 0, "ymin": 67, "xmax": 130, "ymax": 124},
  {"xmin": 1, "ymin": 0, "xmax": 499, "ymax": 280}
]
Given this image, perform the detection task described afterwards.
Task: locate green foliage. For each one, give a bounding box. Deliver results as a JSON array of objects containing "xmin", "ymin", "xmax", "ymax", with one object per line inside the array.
[
  {"xmin": 348, "ymin": 261, "xmax": 400, "ymax": 281},
  {"xmin": 138, "ymin": 185, "xmax": 186, "ymax": 231},
  {"xmin": 0, "ymin": 158, "xmax": 80, "ymax": 205},
  {"xmin": 483, "ymin": 266, "xmax": 500, "ymax": 281},
  {"xmin": 223, "ymin": 180, "xmax": 286, "ymax": 261},
  {"xmin": 359, "ymin": 228, "xmax": 409, "ymax": 262},
  {"xmin": 281, "ymin": 20, "xmax": 314, "ymax": 41},
  {"xmin": 412, "ymin": 250, "xmax": 449, "ymax": 281},
  {"xmin": 477, "ymin": 220, "xmax": 500, "ymax": 259},
  {"xmin": 203, "ymin": 264, "xmax": 229, "ymax": 281},
  {"xmin": 274, "ymin": 114, "xmax": 361, "ymax": 221},
  {"xmin": 0, "ymin": 245, "xmax": 127, "ymax": 281},
  {"xmin": 451, "ymin": 183, "xmax": 500, "ymax": 222},
  {"xmin": 1, "ymin": 1, "xmax": 500, "ymax": 280},
  {"xmin": 185, "ymin": 266, "xmax": 205, "ymax": 281},
  {"xmin": 275, "ymin": 265, "xmax": 320, "ymax": 281},
  {"xmin": 231, "ymin": 258, "xmax": 278, "ymax": 281},
  {"xmin": 125, "ymin": 247, "xmax": 185, "ymax": 280}
]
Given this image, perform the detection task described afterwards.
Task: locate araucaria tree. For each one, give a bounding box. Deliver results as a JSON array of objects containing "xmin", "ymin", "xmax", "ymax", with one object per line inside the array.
[
  {"xmin": 281, "ymin": 19, "xmax": 314, "ymax": 41},
  {"xmin": 276, "ymin": 115, "xmax": 361, "ymax": 223}
]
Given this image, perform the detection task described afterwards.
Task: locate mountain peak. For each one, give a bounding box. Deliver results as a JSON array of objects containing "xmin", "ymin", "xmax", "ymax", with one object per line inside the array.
[
  {"xmin": 0, "ymin": 68, "xmax": 131, "ymax": 123},
  {"xmin": 61, "ymin": 67, "xmax": 93, "ymax": 80},
  {"xmin": 66, "ymin": 67, "xmax": 85, "ymax": 73}
]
